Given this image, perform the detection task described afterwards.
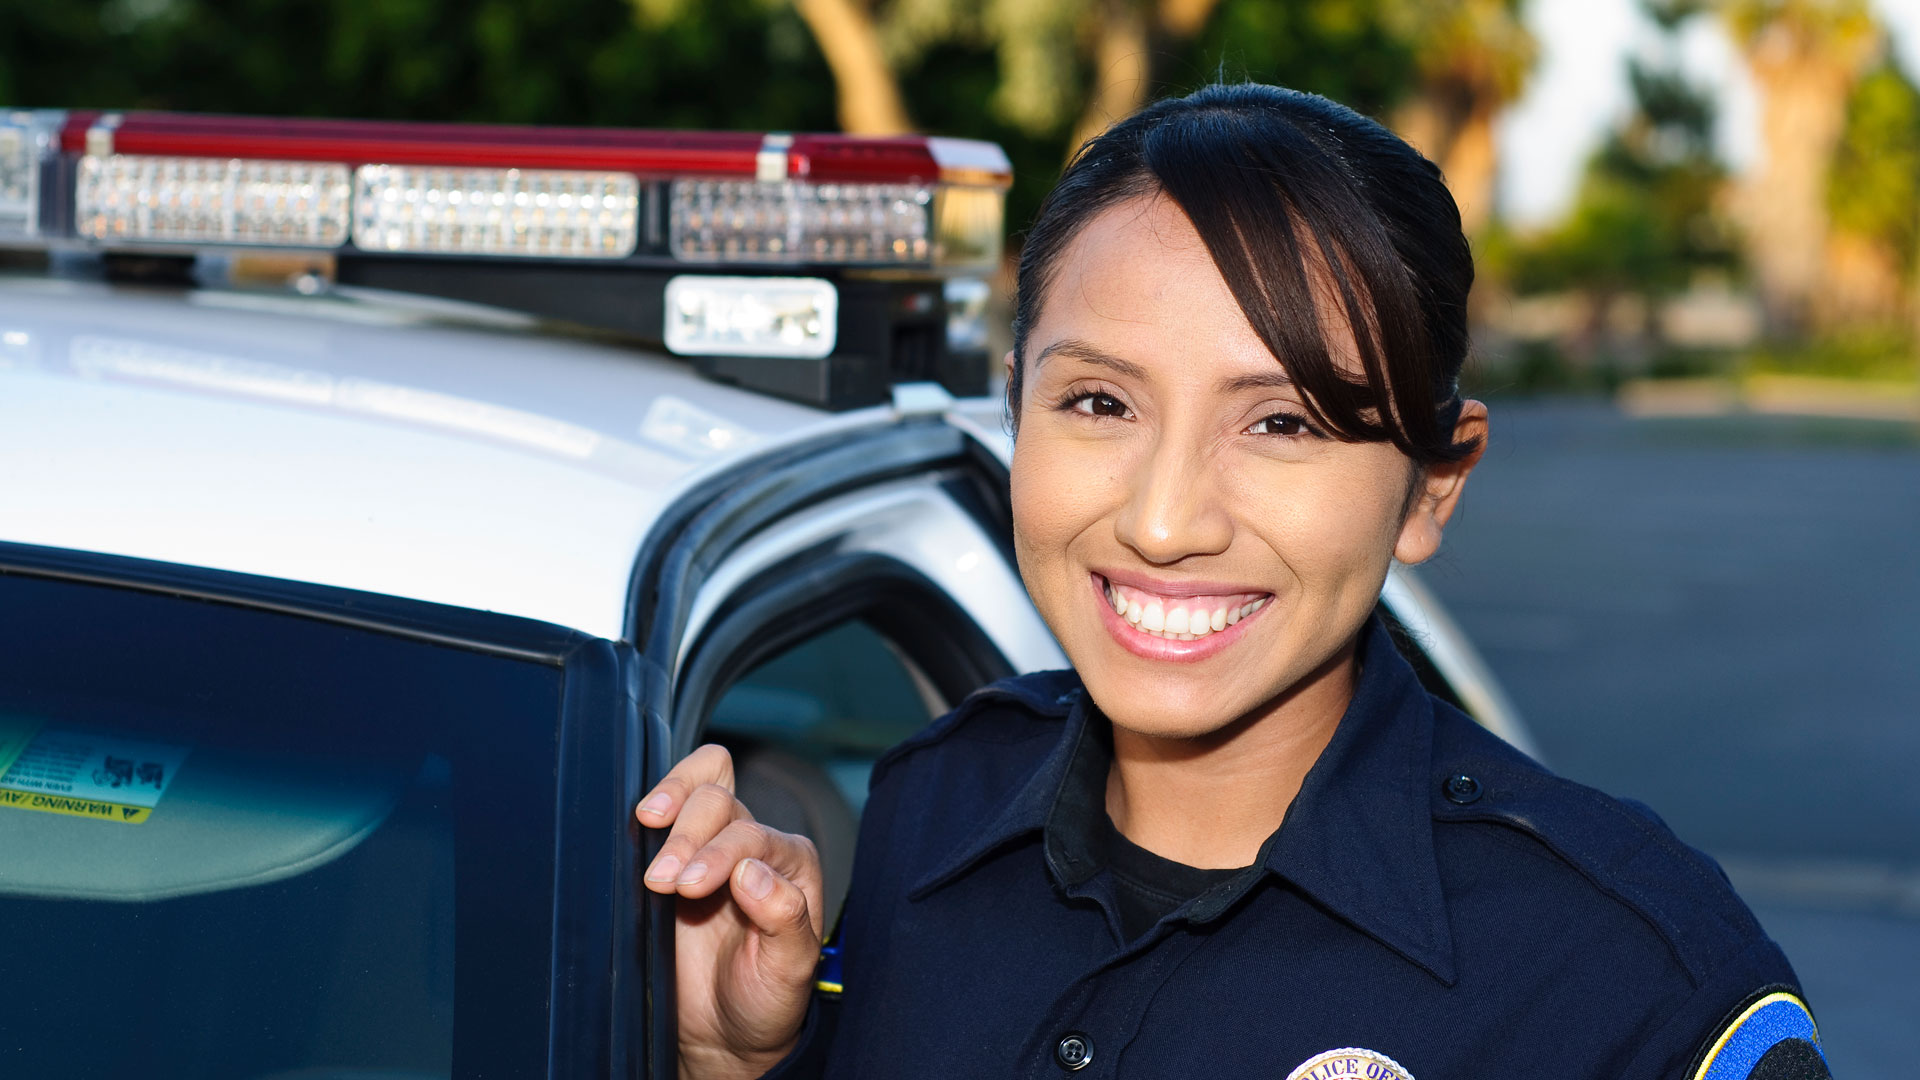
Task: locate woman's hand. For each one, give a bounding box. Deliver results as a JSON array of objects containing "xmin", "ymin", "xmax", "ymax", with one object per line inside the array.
[{"xmin": 638, "ymin": 744, "xmax": 824, "ymax": 1080}]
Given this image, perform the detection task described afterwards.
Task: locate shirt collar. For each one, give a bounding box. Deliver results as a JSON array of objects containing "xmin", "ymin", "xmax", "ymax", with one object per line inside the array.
[{"xmin": 908, "ymin": 614, "xmax": 1457, "ymax": 985}]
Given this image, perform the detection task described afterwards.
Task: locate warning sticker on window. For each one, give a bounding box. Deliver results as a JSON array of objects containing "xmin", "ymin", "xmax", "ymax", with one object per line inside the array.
[{"xmin": 0, "ymin": 717, "xmax": 191, "ymax": 825}]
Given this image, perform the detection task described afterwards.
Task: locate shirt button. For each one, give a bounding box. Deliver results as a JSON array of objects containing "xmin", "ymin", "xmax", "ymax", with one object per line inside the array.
[
  {"xmin": 1444, "ymin": 773, "xmax": 1483, "ymax": 804},
  {"xmin": 1055, "ymin": 1032, "xmax": 1094, "ymax": 1071}
]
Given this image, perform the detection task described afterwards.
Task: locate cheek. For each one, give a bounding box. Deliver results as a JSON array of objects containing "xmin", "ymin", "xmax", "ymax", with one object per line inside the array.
[
  {"xmin": 1226, "ymin": 452, "xmax": 1409, "ymax": 583},
  {"xmin": 1010, "ymin": 428, "xmax": 1118, "ymax": 580}
]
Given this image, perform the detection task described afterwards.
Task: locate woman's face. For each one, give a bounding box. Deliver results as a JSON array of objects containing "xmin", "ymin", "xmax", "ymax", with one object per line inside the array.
[{"xmin": 1010, "ymin": 193, "xmax": 1485, "ymax": 740}]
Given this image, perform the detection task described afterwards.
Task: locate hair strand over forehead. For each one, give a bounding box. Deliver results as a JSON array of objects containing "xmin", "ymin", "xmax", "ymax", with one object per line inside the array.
[{"xmin": 1010, "ymin": 83, "xmax": 1479, "ymax": 466}]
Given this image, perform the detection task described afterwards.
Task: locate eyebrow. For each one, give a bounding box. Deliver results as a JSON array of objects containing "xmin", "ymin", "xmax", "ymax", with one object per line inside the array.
[
  {"xmin": 1037, "ymin": 338, "xmax": 1296, "ymax": 394},
  {"xmin": 1216, "ymin": 370, "xmax": 1295, "ymax": 393},
  {"xmin": 1032, "ymin": 339, "xmax": 1149, "ymax": 381}
]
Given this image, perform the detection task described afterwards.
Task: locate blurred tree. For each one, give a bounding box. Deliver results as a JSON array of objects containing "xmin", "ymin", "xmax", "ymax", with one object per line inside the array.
[
  {"xmin": 1507, "ymin": 1, "xmax": 1735, "ymax": 370},
  {"xmin": 1823, "ymin": 54, "xmax": 1920, "ymax": 327},
  {"xmin": 1385, "ymin": 0, "xmax": 1537, "ymax": 234},
  {"xmin": 1717, "ymin": 0, "xmax": 1881, "ymax": 335},
  {"xmin": 0, "ymin": 0, "xmax": 839, "ymax": 132},
  {"xmin": 1184, "ymin": 0, "xmax": 1421, "ymax": 117}
]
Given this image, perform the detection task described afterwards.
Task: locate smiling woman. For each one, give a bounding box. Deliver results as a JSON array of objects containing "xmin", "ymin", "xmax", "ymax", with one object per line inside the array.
[{"xmin": 638, "ymin": 84, "xmax": 1828, "ymax": 1080}]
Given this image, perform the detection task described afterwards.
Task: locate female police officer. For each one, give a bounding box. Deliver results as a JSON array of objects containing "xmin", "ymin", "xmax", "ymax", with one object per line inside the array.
[{"xmin": 637, "ymin": 84, "xmax": 1827, "ymax": 1080}]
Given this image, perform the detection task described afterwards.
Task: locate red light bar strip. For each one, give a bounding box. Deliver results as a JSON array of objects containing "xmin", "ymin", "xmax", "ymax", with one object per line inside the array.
[
  {"xmin": 63, "ymin": 112, "xmax": 764, "ymax": 177},
  {"xmin": 58, "ymin": 112, "xmax": 1011, "ymax": 188},
  {"xmin": 787, "ymin": 134, "xmax": 1011, "ymax": 188}
]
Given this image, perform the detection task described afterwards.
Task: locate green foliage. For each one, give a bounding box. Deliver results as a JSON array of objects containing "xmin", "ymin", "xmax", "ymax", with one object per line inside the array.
[
  {"xmin": 0, "ymin": 0, "xmax": 838, "ymax": 132},
  {"xmin": 1828, "ymin": 56, "xmax": 1920, "ymax": 281},
  {"xmin": 1744, "ymin": 325, "xmax": 1918, "ymax": 380},
  {"xmin": 1180, "ymin": 0, "xmax": 1420, "ymax": 120}
]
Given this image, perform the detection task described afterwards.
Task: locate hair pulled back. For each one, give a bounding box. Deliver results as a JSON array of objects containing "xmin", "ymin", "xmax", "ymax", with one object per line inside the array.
[{"xmin": 1010, "ymin": 82, "xmax": 1479, "ymax": 465}]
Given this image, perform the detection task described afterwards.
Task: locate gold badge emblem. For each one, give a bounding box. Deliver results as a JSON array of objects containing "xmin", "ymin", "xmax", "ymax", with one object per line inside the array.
[{"xmin": 1284, "ymin": 1048, "xmax": 1414, "ymax": 1080}]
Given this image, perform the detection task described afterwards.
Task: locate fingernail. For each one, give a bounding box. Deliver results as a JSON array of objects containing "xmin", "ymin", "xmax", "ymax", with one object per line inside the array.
[
  {"xmin": 645, "ymin": 854, "xmax": 681, "ymax": 883},
  {"xmin": 638, "ymin": 793, "xmax": 672, "ymax": 817},
  {"xmin": 676, "ymin": 861, "xmax": 708, "ymax": 886},
  {"xmin": 739, "ymin": 858, "xmax": 774, "ymax": 900}
]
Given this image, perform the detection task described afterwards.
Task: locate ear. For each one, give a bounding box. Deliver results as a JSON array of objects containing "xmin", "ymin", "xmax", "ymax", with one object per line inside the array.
[
  {"xmin": 1001, "ymin": 349, "xmax": 1020, "ymax": 428},
  {"xmin": 1393, "ymin": 400, "xmax": 1488, "ymax": 565}
]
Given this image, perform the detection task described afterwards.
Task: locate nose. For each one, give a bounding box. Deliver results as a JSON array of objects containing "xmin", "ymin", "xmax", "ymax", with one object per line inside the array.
[{"xmin": 1112, "ymin": 433, "xmax": 1233, "ymax": 564}]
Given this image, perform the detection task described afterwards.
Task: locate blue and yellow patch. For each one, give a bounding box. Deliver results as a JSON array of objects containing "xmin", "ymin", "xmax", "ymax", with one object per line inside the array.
[
  {"xmin": 813, "ymin": 936, "xmax": 844, "ymax": 996},
  {"xmin": 1692, "ymin": 992, "xmax": 1825, "ymax": 1080}
]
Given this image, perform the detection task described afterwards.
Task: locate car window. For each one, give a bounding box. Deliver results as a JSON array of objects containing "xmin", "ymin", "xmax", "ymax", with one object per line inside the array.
[
  {"xmin": 0, "ymin": 571, "xmax": 564, "ymax": 1080},
  {"xmin": 705, "ymin": 618, "xmax": 940, "ymax": 923}
]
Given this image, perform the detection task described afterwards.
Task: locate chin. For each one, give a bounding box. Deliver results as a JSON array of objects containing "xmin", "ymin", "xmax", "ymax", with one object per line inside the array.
[{"xmin": 1074, "ymin": 656, "xmax": 1271, "ymax": 740}]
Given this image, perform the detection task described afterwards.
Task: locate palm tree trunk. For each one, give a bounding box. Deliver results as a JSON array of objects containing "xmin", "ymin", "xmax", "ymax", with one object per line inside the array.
[
  {"xmin": 1069, "ymin": 0, "xmax": 1152, "ymax": 157},
  {"xmin": 1740, "ymin": 53, "xmax": 1857, "ymax": 334},
  {"xmin": 792, "ymin": 0, "xmax": 914, "ymax": 135}
]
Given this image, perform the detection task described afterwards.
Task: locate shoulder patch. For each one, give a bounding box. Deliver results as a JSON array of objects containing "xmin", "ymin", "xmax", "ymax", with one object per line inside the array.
[
  {"xmin": 1693, "ymin": 992, "xmax": 1827, "ymax": 1080},
  {"xmin": 1285, "ymin": 1048, "xmax": 1413, "ymax": 1080}
]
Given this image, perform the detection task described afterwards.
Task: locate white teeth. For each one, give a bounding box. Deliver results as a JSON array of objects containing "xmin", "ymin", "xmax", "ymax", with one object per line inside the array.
[{"xmin": 1103, "ymin": 579, "xmax": 1272, "ymax": 641}]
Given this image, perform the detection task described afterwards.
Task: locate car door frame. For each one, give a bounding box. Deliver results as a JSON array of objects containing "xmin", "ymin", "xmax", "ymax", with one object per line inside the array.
[{"xmin": 622, "ymin": 414, "xmax": 1051, "ymax": 1079}]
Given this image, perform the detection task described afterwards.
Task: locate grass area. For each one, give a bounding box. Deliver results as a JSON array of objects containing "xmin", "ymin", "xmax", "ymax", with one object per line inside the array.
[
  {"xmin": 1744, "ymin": 329, "xmax": 1920, "ymax": 383},
  {"xmin": 1467, "ymin": 328, "xmax": 1919, "ymax": 401}
]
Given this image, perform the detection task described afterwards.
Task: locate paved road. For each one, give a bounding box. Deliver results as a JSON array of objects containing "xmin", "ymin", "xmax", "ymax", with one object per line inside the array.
[{"xmin": 1422, "ymin": 399, "xmax": 1919, "ymax": 1077}]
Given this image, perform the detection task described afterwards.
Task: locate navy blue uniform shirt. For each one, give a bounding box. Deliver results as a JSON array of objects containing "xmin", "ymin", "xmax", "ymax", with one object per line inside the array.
[{"xmin": 769, "ymin": 617, "xmax": 1828, "ymax": 1079}]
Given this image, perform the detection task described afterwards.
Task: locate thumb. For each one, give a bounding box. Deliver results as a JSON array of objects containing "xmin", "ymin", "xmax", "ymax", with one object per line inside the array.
[{"xmin": 731, "ymin": 858, "xmax": 822, "ymax": 982}]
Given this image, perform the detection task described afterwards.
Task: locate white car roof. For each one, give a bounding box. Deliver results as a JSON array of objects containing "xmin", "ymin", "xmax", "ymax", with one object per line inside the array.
[{"xmin": 0, "ymin": 274, "xmax": 890, "ymax": 639}]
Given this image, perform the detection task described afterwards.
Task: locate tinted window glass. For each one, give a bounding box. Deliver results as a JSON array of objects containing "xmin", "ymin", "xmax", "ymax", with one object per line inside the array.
[
  {"xmin": 705, "ymin": 618, "xmax": 937, "ymax": 924},
  {"xmin": 0, "ymin": 572, "xmax": 562, "ymax": 1080},
  {"xmin": 708, "ymin": 618, "xmax": 933, "ymax": 816}
]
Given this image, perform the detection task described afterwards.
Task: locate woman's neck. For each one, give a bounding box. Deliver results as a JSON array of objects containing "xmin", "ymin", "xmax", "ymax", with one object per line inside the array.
[{"xmin": 1102, "ymin": 636, "xmax": 1359, "ymax": 870}]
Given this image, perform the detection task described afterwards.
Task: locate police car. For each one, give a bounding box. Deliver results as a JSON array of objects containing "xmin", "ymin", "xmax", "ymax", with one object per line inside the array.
[{"xmin": 0, "ymin": 109, "xmax": 1532, "ymax": 1079}]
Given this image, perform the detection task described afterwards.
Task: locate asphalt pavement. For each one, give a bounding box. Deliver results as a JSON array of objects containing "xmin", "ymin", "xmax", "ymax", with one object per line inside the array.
[{"xmin": 1420, "ymin": 399, "xmax": 1919, "ymax": 1077}]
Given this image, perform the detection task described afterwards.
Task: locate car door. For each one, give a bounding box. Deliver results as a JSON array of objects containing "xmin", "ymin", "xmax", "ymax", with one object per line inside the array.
[{"xmin": 0, "ymin": 542, "xmax": 655, "ymax": 1080}]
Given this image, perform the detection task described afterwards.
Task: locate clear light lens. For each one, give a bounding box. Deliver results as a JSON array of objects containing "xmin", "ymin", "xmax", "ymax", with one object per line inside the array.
[
  {"xmin": 663, "ymin": 275, "xmax": 837, "ymax": 359},
  {"xmin": 944, "ymin": 277, "xmax": 992, "ymax": 357},
  {"xmin": 670, "ymin": 180, "xmax": 932, "ymax": 265},
  {"xmin": 76, "ymin": 154, "xmax": 352, "ymax": 247},
  {"xmin": 353, "ymin": 165, "xmax": 639, "ymax": 259},
  {"xmin": 0, "ymin": 112, "xmax": 58, "ymax": 240},
  {"xmin": 933, "ymin": 186, "xmax": 1004, "ymax": 272}
]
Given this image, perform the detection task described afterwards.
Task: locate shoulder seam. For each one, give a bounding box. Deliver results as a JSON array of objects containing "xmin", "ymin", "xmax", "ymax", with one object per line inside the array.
[
  {"xmin": 868, "ymin": 673, "xmax": 1077, "ymax": 790},
  {"xmin": 1439, "ymin": 771, "xmax": 1759, "ymax": 983}
]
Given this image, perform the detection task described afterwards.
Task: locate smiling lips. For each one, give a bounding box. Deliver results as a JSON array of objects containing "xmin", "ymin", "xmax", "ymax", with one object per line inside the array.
[{"xmin": 1093, "ymin": 573, "xmax": 1271, "ymax": 660}]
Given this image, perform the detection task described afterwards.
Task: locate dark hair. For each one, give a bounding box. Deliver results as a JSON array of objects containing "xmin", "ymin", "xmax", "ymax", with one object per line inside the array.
[{"xmin": 1010, "ymin": 83, "xmax": 1479, "ymax": 465}]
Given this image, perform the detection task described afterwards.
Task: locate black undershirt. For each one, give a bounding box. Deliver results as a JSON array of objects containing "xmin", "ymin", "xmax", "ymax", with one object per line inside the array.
[{"xmin": 1102, "ymin": 813, "xmax": 1244, "ymax": 941}]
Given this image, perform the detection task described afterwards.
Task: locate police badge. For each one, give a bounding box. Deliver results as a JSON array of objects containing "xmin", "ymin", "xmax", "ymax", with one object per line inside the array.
[{"xmin": 1284, "ymin": 1047, "xmax": 1414, "ymax": 1080}]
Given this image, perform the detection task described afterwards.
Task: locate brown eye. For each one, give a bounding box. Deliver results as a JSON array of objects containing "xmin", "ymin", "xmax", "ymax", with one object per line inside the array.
[
  {"xmin": 1249, "ymin": 413, "xmax": 1310, "ymax": 437},
  {"xmin": 1072, "ymin": 392, "xmax": 1129, "ymax": 418}
]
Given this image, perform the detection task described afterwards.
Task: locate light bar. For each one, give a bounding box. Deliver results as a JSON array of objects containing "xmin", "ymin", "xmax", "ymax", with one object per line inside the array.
[
  {"xmin": 0, "ymin": 111, "xmax": 59, "ymax": 239},
  {"xmin": 352, "ymin": 165, "xmax": 639, "ymax": 259},
  {"xmin": 670, "ymin": 180, "xmax": 931, "ymax": 265},
  {"xmin": 8, "ymin": 112, "xmax": 1012, "ymax": 272},
  {"xmin": 663, "ymin": 275, "xmax": 837, "ymax": 359},
  {"xmin": 75, "ymin": 154, "xmax": 351, "ymax": 246}
]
